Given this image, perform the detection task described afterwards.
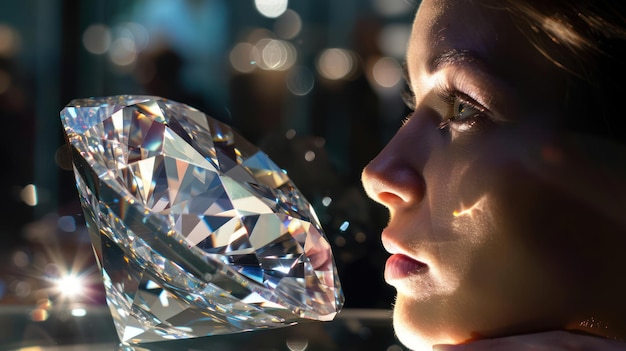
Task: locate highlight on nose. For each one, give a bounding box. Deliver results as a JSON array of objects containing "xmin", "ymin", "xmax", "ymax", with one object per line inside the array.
[{"xmin": 361, "ymin": 158, "xmax": 425, "ymax": 207}]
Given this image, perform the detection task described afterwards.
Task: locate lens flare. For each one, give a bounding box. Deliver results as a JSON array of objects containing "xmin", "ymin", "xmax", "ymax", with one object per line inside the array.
[{"xmin": 55, "ymin": 273, "xmax": 85, "ymax": 298}]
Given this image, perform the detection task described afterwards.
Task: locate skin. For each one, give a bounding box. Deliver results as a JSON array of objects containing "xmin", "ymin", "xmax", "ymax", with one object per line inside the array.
[
  {"xmin": 431, "ymin": 331, "xmax": 626, "ymax": 351},
  {"xmin": 361, "ymin": 0, "xmax": 626, "ymax": 350}
]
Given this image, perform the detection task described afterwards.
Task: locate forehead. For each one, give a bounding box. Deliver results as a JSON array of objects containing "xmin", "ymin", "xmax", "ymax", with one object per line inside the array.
[
  {"xmin": 408, "ymin": 0, "xmax": 526, "ymax": 74},
  {"xmin": 406, "ymin": 0, "xmax": 567, "ymax": 118}
]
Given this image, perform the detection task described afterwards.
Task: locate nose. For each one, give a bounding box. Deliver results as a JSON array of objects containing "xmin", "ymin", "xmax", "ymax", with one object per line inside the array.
[
  {"xmin": 362, "ymin": 113, "xmax": 435, "ymax": 209},
  {"xmin": 362, "ymin": 158, "xmax": 424, "ymax": 208}
]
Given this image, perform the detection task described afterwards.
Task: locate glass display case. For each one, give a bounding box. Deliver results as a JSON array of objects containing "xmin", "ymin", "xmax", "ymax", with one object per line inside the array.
[{"xmin": 2, "ymin": 307, "xmax": 403, "ymax": 351}]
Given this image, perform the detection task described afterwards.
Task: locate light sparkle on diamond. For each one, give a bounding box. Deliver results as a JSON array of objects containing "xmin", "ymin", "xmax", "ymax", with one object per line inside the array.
[{"xmin": 60, "ymin": 95, "xmax": 343, "ymax": 344}]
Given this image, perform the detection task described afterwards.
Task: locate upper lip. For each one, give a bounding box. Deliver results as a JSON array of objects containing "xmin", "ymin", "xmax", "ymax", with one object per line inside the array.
[
  {"xmin": 381, "ymin": 230, "xmax": 401, "ymax": 255},
  {"xmin": 381, "ymin": 226, "xmax": 427, "ymax": 265}
]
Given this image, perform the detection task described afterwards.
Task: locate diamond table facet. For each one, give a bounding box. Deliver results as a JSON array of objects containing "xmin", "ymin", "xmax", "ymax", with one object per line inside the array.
[{"xmin": 60, "ymin": 95, "xmax": 344, "ymax": 344}]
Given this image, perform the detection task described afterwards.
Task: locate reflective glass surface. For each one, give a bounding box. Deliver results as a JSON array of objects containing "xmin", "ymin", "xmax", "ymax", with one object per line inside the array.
[{"xmin": 2, "ymin": 307, "xmax": 404, "ymax": 351}]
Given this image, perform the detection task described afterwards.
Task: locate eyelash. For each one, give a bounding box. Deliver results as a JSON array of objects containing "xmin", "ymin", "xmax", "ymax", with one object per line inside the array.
[
  {"xmin": 401, "ymin": 87, "xmax": 489, "ymax": 132},
  {"xmin": 436, "ymin": 89, "xmax": 487, "ymax": 131}
]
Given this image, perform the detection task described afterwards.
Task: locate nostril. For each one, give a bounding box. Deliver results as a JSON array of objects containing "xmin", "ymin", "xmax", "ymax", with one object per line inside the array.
[
  {"xmin": 362, "ymin": 164, "xmax": 425, "ymax": 207},
  {"xmin": 377, "ymin": 191, "xmax": 407, "ymax": 205},
  {"xmin": 362, "ymin": 129, "xmax": 430, "ymax": 209}
]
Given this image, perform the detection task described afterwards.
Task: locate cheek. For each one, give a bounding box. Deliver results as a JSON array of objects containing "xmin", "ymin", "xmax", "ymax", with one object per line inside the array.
[
  {"xmin": 487, "ymin": 161, "xmax": 591, "ymax": 272},
  {"xmin": 424, "ymin": 145, "xmax": 494, "ymax": 245},
  {"xmin": 420, "ymin": 151, "xmax": 489, "ymax": 301},
  {"xmin": 415, "ymin": 143, "xmax": 582, "ymax": 337},
  {"xmin": 452, "ymin": 152, "xmax": 594, "ymax": 324}
]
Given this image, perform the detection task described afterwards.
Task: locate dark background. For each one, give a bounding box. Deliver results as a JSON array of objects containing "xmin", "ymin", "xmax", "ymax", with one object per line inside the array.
[{"xmin": 0, "ymin": 0, "xmax": 416, "ymax": 311}]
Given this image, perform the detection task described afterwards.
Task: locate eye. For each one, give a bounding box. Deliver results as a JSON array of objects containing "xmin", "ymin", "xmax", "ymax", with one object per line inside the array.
[{"xmin": 438, "ymin": 94, "xmax": 488, "ymax": 133}]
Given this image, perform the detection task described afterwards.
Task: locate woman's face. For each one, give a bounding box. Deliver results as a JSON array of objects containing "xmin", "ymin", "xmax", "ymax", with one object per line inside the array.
[{"xmin": 362, "ymin": 0, "xmax": 626, "ymax": 349}]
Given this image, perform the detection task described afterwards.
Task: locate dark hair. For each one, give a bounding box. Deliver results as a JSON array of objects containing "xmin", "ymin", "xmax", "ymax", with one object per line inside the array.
[{"xmin": 484, "ymin": 0, "xmax": 626, "ymax": 142}]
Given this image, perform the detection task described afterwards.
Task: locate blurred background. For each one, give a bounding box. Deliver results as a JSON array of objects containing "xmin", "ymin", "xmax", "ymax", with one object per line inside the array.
[{"xmin": 0, "ymin": 0, "xmax": 417, "ymax": 340}]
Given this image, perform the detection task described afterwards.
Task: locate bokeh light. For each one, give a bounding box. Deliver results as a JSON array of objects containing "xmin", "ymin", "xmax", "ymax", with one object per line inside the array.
[
  {"xmin": 230, "ymin": 42, "xmax": 257, "ymax": 73},
  {"xmin": 82, "ymin": 24, "xmax": 112, "ymax": 55},
  {"xmin": 286, "ymin": 338, "xmax": 309, "ymax": 351},
  {"xmin": 14, "ymin": 280, "xmax": 31, "ymax": 298},
  {"xmin": 116, "ymin": 22, "xmax": 150, "ymax": 51},
  {"xmin": 57, "ymin": 216, "xmax": 77, "ymax": 233},
  {"xmin": 378, "ymin": 24, "xmax": 412, "ymax": 58},
  {"xmin": 334, "ymin": 236, "xmax": 346, "ymax": 247},
  {"xmin": 12, "ymin": 250, "xmax": 29, "ymax": 269},
  {"xmin": 304, "ymin": 150, "xmax": 316, "ymax": 162},
  {"xmin": 20, "ymin": 184, "xmax": 38, "ymax": 206},
  {"xmin": 371, "ymin": 56, "xmax": 402, "ymax": 88},
  {"xmin": 316, "ymin": 48, "xmax": 358, "ymax": 80},
  {"xmin": 255, "ymin": 0, "xmax": 289, "ymax": 18},
  {"xmin": 252, "ymin": 38, "xmax": 296, "ymax": 71},
  {"xmin": 322, "ymin": 196, "xmax": 332, "ymax": 207},
  {"xmin": 354, "ymin": 231, "xmax": 367, "ymax": 243},
  {"xmin": 109, "ymin": 37, "xmax": 137, "ymax": 67},
  {"xmin": 71, "ymin": 307, "xmax": 87, "ymax": 317},
  {"xmin": 246, "ymin": 28, "xmax": 275, "ymax": 44},
  {"xmin": 0, "ymin": 24, "xmax": 21, "ymax": 57},
  {"xmin": 274, "ymin": 9, "xmax": 302, "ymax": 39},
  {"xmin": 286, "ymin": 66, "xmax": 315, "ymax": 96},
  {"xmin": 339, "ymin": 221, "xmax": 350, "ymax": 232},
  {"xmin": 285, "ymin": 129, "xmax": 296, "ymax": 139},
  {"xmin": 371, "ymin": 0, "xmax": 413, "ymax": 17},
  {"xmin": 31, "ymin": 308, "xmax": 49, "ymax": 322},
  {"xmin": 262, "ymin": 39, "xmax": 288, "ymax": 69}
]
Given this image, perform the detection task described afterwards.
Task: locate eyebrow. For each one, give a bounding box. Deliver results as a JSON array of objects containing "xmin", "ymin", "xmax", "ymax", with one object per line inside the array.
[
  {"xmin": 418, "ymin": 48, "xmax": 516, "ymax": 112},
  {"xmin": 403, "ymin": 49, "xmax": 488, "ymax": 88},
  {"xmin": 427, "ymin": 49, "xmax": 485, "ymax": 74},
  {"xmin": 404, "ymin": 46, "xmax": 516, "ymax": 113}
]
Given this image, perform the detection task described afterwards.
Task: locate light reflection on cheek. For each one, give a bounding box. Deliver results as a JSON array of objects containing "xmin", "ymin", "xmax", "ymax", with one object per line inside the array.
[
  {"xmin": 452, "ymin": 195, "xmax": 488, "ymax": 218},
  {"xmin": 450, "ymin": 194, "xmax": 495, "ymax": 246}
]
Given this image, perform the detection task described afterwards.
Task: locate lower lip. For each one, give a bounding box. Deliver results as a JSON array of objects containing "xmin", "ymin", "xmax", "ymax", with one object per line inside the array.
[{"xmin": 385, "ymin": 254, "xmax": 428, "ymax": 282}]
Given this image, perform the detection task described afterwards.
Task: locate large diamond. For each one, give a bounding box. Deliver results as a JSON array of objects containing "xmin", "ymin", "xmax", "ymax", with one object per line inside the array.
[{"xmin": 60, "ymin": 95, "xmax": 343, "ymax": 344}]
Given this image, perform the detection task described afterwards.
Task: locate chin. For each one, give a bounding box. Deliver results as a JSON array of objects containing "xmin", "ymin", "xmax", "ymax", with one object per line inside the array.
[
  {"xmin": 394, "ymin": 326, "xmax": 437, "ymax": 351},
  {"xmin": 394, "ymin": 318, "xmax": 455, "ymax": 351},
  {"xmin": 392, "ymin": 298, "xmax": 459, "ymax": 351}
]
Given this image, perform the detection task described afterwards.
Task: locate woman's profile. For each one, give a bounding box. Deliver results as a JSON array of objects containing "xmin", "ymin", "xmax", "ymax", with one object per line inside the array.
[{"xmin": 361, "ymin": 0, "xmax": 626, "ymax": 350}]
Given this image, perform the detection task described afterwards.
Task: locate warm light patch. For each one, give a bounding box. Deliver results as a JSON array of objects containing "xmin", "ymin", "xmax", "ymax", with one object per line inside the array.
[
  {"xmin": 453, "ymin": 196, "xmax": 488, "ymax": 218},
  {"xmin": 30, "ymin": 308, "xmax": 49, "ymax": 322}
]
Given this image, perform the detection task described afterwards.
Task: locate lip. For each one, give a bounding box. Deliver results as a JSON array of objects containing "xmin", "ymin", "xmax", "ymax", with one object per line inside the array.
[{"xmin": 385, "ymin": 253, "xmax": 428, "ymax": 282}]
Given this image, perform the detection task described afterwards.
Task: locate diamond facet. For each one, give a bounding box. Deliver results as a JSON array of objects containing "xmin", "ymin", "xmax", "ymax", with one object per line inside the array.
[{"xmin": 60, "ymin": 95, "xmax": 344, "ymax": 344}]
